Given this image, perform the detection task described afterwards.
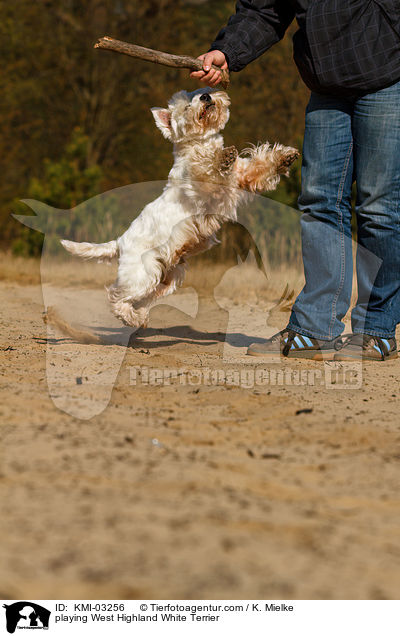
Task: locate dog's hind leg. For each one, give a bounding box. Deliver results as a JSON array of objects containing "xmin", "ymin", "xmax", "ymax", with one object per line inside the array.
[
  {"xmin": 108, "ymin": 294, "xmax": 150, "ymax": 328},
  {"xmin": 107, "ymin": 250, "xmax": 168, "ymax": 328},
  {"xmin": 112, "ymin": 263, "xmax": 186, "ymax": 329},
  {"xmin": 155, "ymin": 262, "xmax": 186, "ymax": 299}
]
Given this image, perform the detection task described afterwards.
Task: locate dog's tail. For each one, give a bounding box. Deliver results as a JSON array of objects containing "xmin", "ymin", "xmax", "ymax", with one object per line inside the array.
[{"xmin": 60, "ymin": 239, "xmax": 118, "ymax": 262}]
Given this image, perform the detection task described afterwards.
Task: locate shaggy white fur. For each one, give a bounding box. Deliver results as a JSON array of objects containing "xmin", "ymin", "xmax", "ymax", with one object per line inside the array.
[{"xmin": 61, "ymin": 88, "xmax": 298, "ymax": 328}]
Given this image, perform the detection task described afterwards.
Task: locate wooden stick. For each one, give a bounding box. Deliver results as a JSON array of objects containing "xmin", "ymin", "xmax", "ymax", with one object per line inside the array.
[{"xmin": 94, "ymin": 36, "xmax": 230, "ymax": 89}]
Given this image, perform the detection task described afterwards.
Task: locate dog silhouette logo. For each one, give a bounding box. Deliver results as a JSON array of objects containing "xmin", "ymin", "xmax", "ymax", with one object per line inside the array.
[{"xmin": 3, "ymin": 602, "xmax": 50, "ymax": 633}]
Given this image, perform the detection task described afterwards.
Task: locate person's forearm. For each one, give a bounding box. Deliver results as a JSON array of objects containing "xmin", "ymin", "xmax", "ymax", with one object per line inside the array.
[{"xmin": 209, "ymin": 0, "xmax": 295, "ymax": 71}]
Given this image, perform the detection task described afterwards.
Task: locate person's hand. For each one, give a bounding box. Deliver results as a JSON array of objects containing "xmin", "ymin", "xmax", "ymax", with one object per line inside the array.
[{"xmin": 190, "ymin": 51, "xmax": 228, "ymax": 87}]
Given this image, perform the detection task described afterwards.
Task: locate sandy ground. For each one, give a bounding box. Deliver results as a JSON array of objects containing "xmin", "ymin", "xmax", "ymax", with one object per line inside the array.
[{"xmin": 0, "ymin": 257, "xmax": 400, "ymax": 600}]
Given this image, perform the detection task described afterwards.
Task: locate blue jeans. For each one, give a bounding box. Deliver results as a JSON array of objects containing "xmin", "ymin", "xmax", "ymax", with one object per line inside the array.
[{"xmin": 288, "ymin": 81, "xmax": 400, "ymax": 340}]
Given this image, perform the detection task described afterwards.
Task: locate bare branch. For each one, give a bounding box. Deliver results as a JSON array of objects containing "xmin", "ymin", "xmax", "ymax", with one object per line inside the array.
[{"xmin": 94, "ymin": 36, "xmax": 230, "ymax": 89}]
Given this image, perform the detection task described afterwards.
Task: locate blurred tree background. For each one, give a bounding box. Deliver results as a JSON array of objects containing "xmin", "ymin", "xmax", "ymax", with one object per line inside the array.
[{"xmin": 0, "ymin": 0, "xmax": 309, "ymax": 264}]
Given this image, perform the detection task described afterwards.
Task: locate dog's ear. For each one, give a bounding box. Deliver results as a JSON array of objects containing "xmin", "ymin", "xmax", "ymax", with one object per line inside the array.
[{"xmin": 151, "ymin": 108, "xmax": 172, "ymax": 140}]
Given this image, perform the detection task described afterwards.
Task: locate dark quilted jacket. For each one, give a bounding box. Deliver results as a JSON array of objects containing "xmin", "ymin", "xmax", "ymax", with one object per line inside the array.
[{"xmin": 210, "ymin": 1, "xmax": 400, "ymax": 95}]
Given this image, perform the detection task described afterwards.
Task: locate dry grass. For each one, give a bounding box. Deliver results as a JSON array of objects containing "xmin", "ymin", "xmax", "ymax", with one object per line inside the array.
[
  {"xmin": 0, "ymin": 251, "xmax": 117, "ymax": 288},
  {"xmin": 186, "ymin": 260, "xmax": 304, "ymax": 306},
  {"xmin": 0, "ymin": 252, "xmax": 41, "ymax": 285},
  {"xmin": 0, "ymin": 251, "xmax": 303, "ymax": 303},
  {"xmin": 0, "ymin": 251, "xmax": 361, "ymax": 325}
]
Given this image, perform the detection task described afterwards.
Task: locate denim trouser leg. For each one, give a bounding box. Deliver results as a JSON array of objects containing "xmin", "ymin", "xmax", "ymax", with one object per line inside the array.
[
  {"xmin": 351, "ymin": 82, "xmax": 400, "ymax": 337},
  {"xmin": 288, "ymin": 84, "xmax": 400, "ymax": 340},
  {"xmin": 288, "ymin": 93, "xmax": 354, "ymax": 340}
]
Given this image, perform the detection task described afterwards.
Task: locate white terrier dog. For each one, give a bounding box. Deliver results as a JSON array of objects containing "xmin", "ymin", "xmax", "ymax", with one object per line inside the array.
[{"xmin": 61, "ymin": 88, "xmax": 298, "ymax": 328}]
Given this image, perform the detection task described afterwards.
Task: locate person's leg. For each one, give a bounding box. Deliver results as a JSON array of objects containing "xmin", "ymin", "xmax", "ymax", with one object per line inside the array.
[
  {"xmin": 287, "ymin": 93, "xmax": 354, "ymax": 340},
  {"xmin": 351, "ymin": 80, "xmax": 400, "ymax": 338}
]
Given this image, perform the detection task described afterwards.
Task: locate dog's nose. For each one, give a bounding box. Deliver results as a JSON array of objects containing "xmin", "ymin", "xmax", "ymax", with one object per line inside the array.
[{"xmin": 200, "ymin": 92, "xmax": 212, "ymax": 102}]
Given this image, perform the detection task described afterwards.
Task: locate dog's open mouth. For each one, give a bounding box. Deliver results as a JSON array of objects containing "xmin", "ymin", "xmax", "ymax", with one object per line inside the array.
[{"xmin": 199, "ymin": 102, "xmax": 215, "ymax": 120}]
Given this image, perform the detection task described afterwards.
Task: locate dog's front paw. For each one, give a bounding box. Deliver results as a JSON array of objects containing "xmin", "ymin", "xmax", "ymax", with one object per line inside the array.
[
  {"xmin": 276, "ymin": 146, "xmax": 300, "ymax": 175},
  {"xmin": 218, "ymin": 145, "xmax": 238, "ymax": 174}
]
